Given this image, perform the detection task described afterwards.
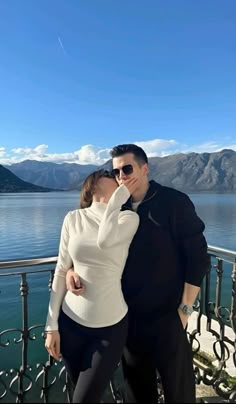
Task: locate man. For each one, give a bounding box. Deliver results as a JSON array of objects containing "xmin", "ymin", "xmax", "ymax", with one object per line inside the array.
[{"xmin": 66, "ymin": 144, "xmax": 209, "ymax": 403}]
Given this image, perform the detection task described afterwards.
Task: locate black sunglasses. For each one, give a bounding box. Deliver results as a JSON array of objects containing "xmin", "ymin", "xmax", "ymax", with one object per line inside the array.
[
  {"xmin": 111, "ymin": 164, "xmax": 133, "ymax": 177},
  {"xmin": 100, "ymin": 170, "xmax": 114, "ymax": 179}
]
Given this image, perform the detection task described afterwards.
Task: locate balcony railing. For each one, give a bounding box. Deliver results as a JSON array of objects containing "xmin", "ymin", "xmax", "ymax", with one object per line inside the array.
[{"xmin": 0, "ymin": 245, "xmax": 235, "ymax": 403}]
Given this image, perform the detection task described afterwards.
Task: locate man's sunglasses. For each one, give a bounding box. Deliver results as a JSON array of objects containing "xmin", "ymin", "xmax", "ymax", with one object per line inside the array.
[{"xmin": 111, "ymin": 164, "xmax": 133, "ymax": 177}]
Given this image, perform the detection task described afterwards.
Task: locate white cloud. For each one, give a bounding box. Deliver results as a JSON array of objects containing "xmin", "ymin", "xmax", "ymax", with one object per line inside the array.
[
  {"xmin": 0, "ymin": 138, "xmax": 236, "ymax": 166},
  {"xmin": 0, "ymin": 147, "xmax": 6, "ymax": 157},
  {"xmin": 0, "ymin": 144, "xmax": 110, "ymax": 165},
  {"xmin": 225, "ymin": 143, "xmax": 236, "ymax": 150},
  {"xmin": 34, "ymin": 144, "xmax": 48, "ymax": 155},
  {"xmin": 12, "ymin": 144, "xmax": 48, "ymax": 156},
  {"xmin": 181, "ymin": 141, "xmax": 222, "ymax": 153},
  {"xmin": 136, "ymin": 139, "xmax": 236, "ymax": 156},
  {"xmin": 74, "ymin": 145, "xmax": 110, "ymax": 165},
  {"xmin": 135, "ymin": 138, "xmax": 179, "ymax": 157}
]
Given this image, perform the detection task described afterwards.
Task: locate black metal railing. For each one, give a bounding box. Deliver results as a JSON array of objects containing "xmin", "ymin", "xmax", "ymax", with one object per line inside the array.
[
  {"xmin": 0, "ymin": 246, "xmax": 235, "ymax": 403},
  {"xmin": 190, "ymin": 245, "xmax": 236, "ymax": 403}
]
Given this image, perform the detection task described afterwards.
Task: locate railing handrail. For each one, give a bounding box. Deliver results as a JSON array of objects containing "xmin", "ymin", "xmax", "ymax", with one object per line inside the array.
[
  {"xmin": 207, "ymin": 244, "xmax": 236, "ymax": 259},
  {"xmin": 0, "ymin": 256, "xmax": 58, "ymax": 269},
  {"xmin": 0, "ymin": 245, "xmax": 236, "ymax": 270}
]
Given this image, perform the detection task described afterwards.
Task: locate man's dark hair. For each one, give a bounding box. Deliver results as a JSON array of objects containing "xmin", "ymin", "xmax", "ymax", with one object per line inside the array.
[{"xmin": 110, "ymin": 144, "xmax": 148, "ymax": 165}]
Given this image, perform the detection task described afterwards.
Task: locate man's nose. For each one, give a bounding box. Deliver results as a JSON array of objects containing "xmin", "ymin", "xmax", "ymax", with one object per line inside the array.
[{"xmin": 119, "ymin": 170, "xmax": 126, "ymax": 180}]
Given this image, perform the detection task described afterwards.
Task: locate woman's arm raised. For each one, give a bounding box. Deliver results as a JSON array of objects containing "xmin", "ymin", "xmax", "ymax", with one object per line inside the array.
[{"xmin": 97, "ymin": 181, "xmax": 140, "ymax": 249}]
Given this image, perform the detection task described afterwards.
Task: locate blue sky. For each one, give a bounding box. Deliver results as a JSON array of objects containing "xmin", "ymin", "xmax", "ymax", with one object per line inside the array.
[{"xmin": 0, "ymin": 0, "xmax": 236, "ymax": 165}]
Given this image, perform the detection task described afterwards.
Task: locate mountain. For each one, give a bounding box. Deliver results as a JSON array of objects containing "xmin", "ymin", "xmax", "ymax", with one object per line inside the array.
[
  {"xmin": 96, "ymin": 149, "xmax": 236, "ymax": 192},
  {"xmin": 148, "ymin": 149, "xmax": 236, "ymax": 192},
  {"xmin": 4, "ymin": 149, "xmax": 236, "ymax": 192},
  {"xmin": 4, "ymin": 160, "xmax": 96, "ymax": 190},
  {"xmin": 0, "ymin": 165, "xmax": 55, "ymax": 193}
]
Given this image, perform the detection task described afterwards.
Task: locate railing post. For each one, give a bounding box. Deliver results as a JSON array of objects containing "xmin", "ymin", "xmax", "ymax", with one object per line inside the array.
[
  {"xmin": 230, "ymin": 258, "xmax": 236, "ymax": 383},
  {"xmin": 16, "ymin": 273, "xmax": 29, "ymax": 403},
  {"xmin": 231, "ymin": 258, "xmax": 236, "ymax": 335},
  {"xmin": 215, "ymin": 258, "xmax": 223, "ymax": 317}
]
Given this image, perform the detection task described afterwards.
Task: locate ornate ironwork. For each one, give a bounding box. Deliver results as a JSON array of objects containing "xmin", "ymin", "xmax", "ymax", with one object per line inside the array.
[{"xmin": 0, "ymin": 246, "xmax": 236, "ymax": 403}]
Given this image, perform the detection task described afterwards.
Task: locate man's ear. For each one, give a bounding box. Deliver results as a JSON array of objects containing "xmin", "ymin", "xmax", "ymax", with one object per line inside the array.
[{"xmin": 143, "ymin": 163, "xmax": 149, "ymax": 176}]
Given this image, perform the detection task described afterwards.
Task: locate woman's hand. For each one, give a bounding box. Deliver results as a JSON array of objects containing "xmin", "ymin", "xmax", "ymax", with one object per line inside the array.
[
  {"xmin": 66, "ymin": 268, "xmax": 85, "ymax": 296},
  {"xmin": 45, "ymin": 330, "xmax": 61, "ymax": 361}
]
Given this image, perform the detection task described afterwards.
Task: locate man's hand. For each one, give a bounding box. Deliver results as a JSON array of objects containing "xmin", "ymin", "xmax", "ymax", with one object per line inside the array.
[
  {"xmin": 45, "ymin": 331, "xmax": 61, "ymax": 361},
  {"xmin": 66, "ymin": 268, "xmax": 85, "ymax": 296},
  {"xmin": 122, "ymin": 177, "xmax": 139, "ymax": 195},
  {"xmin": 177, "ymin": 308, "xmax": 189, "ymax": 330}
]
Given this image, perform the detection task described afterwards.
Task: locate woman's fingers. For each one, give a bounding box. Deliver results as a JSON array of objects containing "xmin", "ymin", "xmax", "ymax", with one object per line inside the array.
[
  {"xmin": 66, "ymin": 269, "xmax": 78, "ymax": 290},
  {"xmin": 45, "ymin": 332, "xmax": 61, "ymax": 360},
  {"xmin": 46, "ymin": 343, "xmax": 60, "ymax": 360},
  {"xmin": 66, "ymin": 270, "xmax": 85, "ymax": 295},
  {"xmin": 73, "ymin": 284, "xmax": 85, "ymax": 296}
]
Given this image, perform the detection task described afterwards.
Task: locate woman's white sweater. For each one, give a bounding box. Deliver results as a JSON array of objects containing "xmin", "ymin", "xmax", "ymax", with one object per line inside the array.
[{"xmin": 45, "ymin": 184, "xmax": 139, "ymax": 330}]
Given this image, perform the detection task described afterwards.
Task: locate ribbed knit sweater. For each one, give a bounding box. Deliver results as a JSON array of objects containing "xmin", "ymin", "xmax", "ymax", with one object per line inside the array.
[{"xmin": 45, "ymin": 184, "xmax": 139, "ymax": 330}]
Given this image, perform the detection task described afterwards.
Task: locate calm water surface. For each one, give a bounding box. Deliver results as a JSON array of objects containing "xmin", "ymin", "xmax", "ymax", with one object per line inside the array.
[{"xmin": 1, "ymin": 192, "xmax": 236, "ymax": 261}]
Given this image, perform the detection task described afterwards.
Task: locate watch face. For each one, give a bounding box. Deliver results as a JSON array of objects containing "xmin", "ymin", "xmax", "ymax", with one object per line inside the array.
[
  {"xmin": 183, "ymin": 305, "xmax": 188, "ymax": 314},
  {"xmin": 183, "ymin": 305, "xmax": 193, "ymax": 315},
  {"xmin": 179, "ymin": 303, "xmax": 193, "ymax": 315}
]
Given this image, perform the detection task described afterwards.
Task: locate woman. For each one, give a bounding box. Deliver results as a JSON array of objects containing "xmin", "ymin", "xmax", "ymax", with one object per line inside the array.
[{"xmin": 45, "ymin": 169, "xmax": 139, "ymax": 403}]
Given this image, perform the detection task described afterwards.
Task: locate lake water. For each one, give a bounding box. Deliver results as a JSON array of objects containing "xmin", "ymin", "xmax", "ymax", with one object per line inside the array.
[
  {"xmin": 0, "ymin": 191, "xmax": 235, "ymax": 372},
  {"xmin": 1, "ymin": 192, "xmax": 236, "ymax": 261}
]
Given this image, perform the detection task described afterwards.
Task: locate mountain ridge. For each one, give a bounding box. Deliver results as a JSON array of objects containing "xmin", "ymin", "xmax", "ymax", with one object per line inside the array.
[
  {"xmin": 0, "ymin": 164, "xmax": 57, "ymax": 193},
  {"xmin": 3, "ymin": 149, "xmax": 236, "ymax": 192}
]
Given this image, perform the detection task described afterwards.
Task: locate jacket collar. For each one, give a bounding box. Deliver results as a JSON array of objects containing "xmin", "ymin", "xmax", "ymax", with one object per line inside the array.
[{"xmin": 122, "ymin": 180, "xmax": 161, "ymax": 210}]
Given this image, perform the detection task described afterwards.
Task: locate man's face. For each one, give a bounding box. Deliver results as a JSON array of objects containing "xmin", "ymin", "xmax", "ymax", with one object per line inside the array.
[{"xmin": 112, "ymin": 153, "xmax": 148, "ymax": 188}]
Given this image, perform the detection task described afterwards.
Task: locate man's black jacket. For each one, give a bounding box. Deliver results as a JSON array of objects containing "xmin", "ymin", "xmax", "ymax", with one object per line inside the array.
[{"xmin": 121, "ymin": 180, "xmax": 210, "ymax": 335}]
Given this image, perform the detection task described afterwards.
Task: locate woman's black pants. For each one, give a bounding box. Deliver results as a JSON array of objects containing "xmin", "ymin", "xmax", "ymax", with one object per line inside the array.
[{"xmin": 58, "ymin": 310, "xmax": 128, "ymax": 403}]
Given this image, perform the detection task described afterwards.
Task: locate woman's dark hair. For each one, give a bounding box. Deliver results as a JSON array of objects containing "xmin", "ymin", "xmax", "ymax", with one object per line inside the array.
[
  {"xmin": 110, "ymin": 144, "xmax": 148, "ymax": 165},
  {"xmin": 80, "ymin": 169, "xmax": 114, "ymax": 209}
]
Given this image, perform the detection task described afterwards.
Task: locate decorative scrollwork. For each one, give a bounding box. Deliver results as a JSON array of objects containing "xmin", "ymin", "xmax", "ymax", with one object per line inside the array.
[
  {"xmin": 214, "ymin": 376, "xmax": 236, "ymax": 400},
  {"xmin": 193, "ymin": 297, "xmax": 201, "ymax": 311},
  {"xmin": 215, "ymin": 306, "xmax": 231, "ymax": 323},
  {"xmin": 193, "ymin": 365, "xmax": 202, "ymax": 385},
  {"xmin": 0, "ymin": 328, "xmax": 23, "ymax": 347},
  {"xmin": 207, "ymin": 301, "xmax": 216, "ymax": 316},
  {"xmin": 28, "ymin": 324, "xmax": 45, "ymax": 341},
  {"xmin": 202, "ymin": 367, "xmax": 218, "ymax": 386},
  {"xmin": 0, "ymin": 371, "xmax": 7, "ymax": 399},
  {"xmin": 9, "ymin": 368, "xmax": 33, "ymax": 395},
  {"xmin": 35, "ymin": 363, "xmax": 57, "ymax": 387},
  {"xmin": 189, "ymin": 330, "xmax": 201, "ymax": 354},
  {"xmin": 229, "ymin": 389, "xmax": 236, "ymax": 403},
  {"xmin": 213, "ymin": 339, "xmax": 230, "ymax": 363}
]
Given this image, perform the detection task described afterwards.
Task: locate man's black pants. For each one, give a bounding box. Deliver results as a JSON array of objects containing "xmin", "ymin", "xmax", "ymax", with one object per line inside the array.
[{"xmin": 122, "ymin": 311, "xmax": 195, "ymax": 403}]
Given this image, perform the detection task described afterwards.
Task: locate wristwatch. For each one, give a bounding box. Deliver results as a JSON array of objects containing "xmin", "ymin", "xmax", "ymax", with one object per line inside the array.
[{"xmin": 179, "ymin": 303, "xmax": 193, "ymax": 316}]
